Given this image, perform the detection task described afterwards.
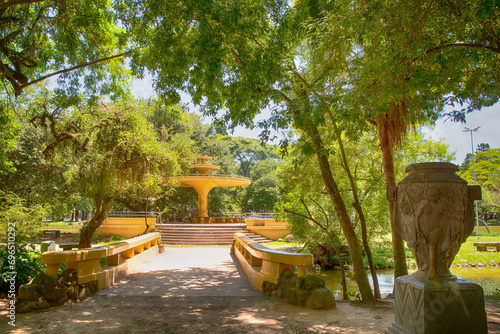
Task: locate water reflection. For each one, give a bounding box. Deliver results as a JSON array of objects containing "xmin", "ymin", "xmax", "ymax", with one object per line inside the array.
[{"xmin": 316, "ymin": 267, "xmax": 500, "ymax": 299}]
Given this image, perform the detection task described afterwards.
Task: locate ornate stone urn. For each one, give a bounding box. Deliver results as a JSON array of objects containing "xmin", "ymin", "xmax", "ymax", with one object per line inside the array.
[
  {"xmin": 386, "ymin": 162, "xmax": 487, "ymax": 334},
  {"xmin": 389, "ymin": 162, "xmax": 481, "ymax": 280}
]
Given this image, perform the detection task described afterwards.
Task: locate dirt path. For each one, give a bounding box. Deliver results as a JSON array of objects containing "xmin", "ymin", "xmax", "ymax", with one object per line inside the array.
[{"xmin": 1, "ymin": 247, "xmax": 498, "ymax": 333}]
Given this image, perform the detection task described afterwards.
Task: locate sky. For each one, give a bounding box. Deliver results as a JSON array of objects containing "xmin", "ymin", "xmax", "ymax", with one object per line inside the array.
[
  {"xmin": 422, "ymin": 104, "xmax": 500, "ymax": 164},
  {"xmin": 132, "ymin": 76, "xmax": 499, "ymax": 165}
]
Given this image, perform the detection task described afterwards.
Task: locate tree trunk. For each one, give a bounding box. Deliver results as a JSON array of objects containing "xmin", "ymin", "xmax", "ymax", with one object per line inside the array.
[
  {"xmin": 329, "ymin": 234, "xmax": 348, "ymax": 300},
  {"xmin": 353, "ymin": 202, "xmax": 381, "ymax": 298},
  {"xmin": 376, "ymin": 114, "xmax": 408, "ymax": 278},
  {"xmin": 336, "ymin": 129, "xmax": 381, "ymax": 299},
  {"xmin": 308, "ymin": 126, "xmax": 375, "ymax": 303},
  {"xmin": 79, "ymin": 197, "xmax": 114, "ymax": 249}
]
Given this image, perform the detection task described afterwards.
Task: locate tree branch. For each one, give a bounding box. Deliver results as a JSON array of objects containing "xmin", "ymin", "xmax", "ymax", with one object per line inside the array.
[
  {"xmin": 18, "ymin": 50, "xmax": 134, "ymax": 95},
  {"xmin": 0, "ymin": 0, "xmax": 44, "ymax": 10},
  {"xmin": 422, "ymin": 43, "xmax": 500, "ymax": 57}
]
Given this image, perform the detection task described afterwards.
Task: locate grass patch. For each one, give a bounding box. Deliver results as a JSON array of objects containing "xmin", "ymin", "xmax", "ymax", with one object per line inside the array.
[
  {"xmin": 42, "ymin": 221, "xmax": 83, "ymax": 226},
  {"xmin": 40, "ymin": 224, "xmax": 82, "ymax": 233},
  {"xmin": 94, "ymin": 235, "xmax": 128, "ymax": 244},
  {"xmin": 485, "ymin": 288, "xmax": 500, "ymax": 300},
  {"xmin": 265, "ymin": 241, "xmax": 307, "ymax": 253},
  {"xmin": 452, "ymin": 233, "xmax": 500, "ymax": 267}
]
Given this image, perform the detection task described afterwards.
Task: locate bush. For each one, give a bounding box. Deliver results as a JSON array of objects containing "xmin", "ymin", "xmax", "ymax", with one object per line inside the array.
[
  {"xmin": 0, "ymin": 244, "xmax": 45, "ymax": 293},
  {"xmin": 0, "ymin": 191, "xmax": 46, "ymax": 242}
]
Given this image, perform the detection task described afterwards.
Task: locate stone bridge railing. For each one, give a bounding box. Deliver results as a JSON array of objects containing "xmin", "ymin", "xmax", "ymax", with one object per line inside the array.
[
  {"xmin": 41, "ymin": 232, "xmax": 161, "ymax": 291},
  {"xmin": 232, "ymin": 232, "xmax": 313, "ymax": 291}
]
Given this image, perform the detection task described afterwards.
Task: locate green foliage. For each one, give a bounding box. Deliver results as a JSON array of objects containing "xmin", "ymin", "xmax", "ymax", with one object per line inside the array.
[
  {"xmin": 0, "ymin": 245, "xmax": 44, "ymax": 292},
  {"xmin": 0, "ymin": 100, "xmax": 19, "ymax": 173},
  {"xmin": 458, "ymin": 147, "xmax": 500, "ymax": 212},
  {"xmin": 277, "ymin": 127, "xmax": 455, "ymax": 268},
  {"xmin": 220, "ymin": 136, "xmax": 279, "ymax": 178},
  {"xmin": 243, "ymin": 172, "xmax": 281, "ymax": 212},
  {"xmin": 0, "ymin": 0, "xmax": 131, "ymax": 98},
  {"xmin": 395, "ymin": 130, "xmax": 455, "ymax": 168},
  {"xmin": 0, "ymin": 191, "xmax": 46, "ymax": 243},
  {"xmin": 0, "ymin": 87, "xmax": 82, "ymax": 218},
  {"xmin": 118, "ymin": 0, "xmax": 291, "ymax": 127}
]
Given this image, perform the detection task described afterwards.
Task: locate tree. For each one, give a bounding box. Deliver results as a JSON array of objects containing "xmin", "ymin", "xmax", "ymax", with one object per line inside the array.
[
  {"xmin": 458, "ymin": 147, "xmax": 500, "ymax": 214},
  {"xmin": 0, "ymin": 86, "xmax": 86, "ymax": 217},
  {"xmin": 278, "ymin": 125, "xmax": 454, "ymax": 297},
  {"xmin": 0, "ymin": 190, "xmax": 46, "ymax": 243},
  {"xmin": 120, "ymin": 0, "xmax": 378, "ymax": 303},
  {"xmin": 0, "ymin": 98, "xmax": 18, "ymax": 173},
  {"xmin": 220, "ymin": 136, "xmax": 279, "ymax": 178},
  {"xmin": 241, "ymin": 159, "xmax": 282, "ymax": 213},
  {"xmin": 28, "ymin": 96, "xmax": 185, "ymax": 248},
  {"xmin": 0, "ymin": 0, "xmax": 131, "ymax": 97},
  {"xmin": 295, "ymin": 0, "xmax": 499, "ymax": 279}
]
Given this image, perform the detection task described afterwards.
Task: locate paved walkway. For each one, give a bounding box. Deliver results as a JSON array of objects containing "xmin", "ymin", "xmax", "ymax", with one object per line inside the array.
[
  {"xmin": 102, "ymin": 247, "xmax": 263, "ymax": 299},
  {"xmin": 3, "ymin": 247, "xmax": 396, "ymax": 334}
]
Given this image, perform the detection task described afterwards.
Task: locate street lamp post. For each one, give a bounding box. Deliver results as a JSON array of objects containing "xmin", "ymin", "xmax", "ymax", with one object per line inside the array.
[{"xmin": 463, "ymin": 126, "xmax": 480, "ymax": 237}]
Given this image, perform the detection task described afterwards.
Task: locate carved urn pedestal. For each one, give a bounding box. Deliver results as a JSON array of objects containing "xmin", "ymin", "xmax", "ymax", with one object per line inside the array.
[{"xmin": 386, "ymin": 162, "xmax": 487, "ymax": 334}]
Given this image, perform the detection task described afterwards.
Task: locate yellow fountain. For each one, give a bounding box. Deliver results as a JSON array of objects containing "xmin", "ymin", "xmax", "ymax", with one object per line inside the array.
[{"xmin": 177, "ymin": 156, "xmax": 251, "ymax": 221}]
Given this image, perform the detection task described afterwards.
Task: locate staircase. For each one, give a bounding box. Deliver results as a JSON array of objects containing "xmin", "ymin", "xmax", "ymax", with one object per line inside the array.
[{"xmin": 156, "ymin": 223, "xmax": 272, "ymax": 245}]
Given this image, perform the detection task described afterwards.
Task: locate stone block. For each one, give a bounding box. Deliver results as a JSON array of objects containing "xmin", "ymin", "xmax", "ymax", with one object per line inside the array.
[
  {"xmin": 18, "ymin": 284, "xmax": 42, "ymax": 302},
  {"xmin": 283, "ymin": 288, "xmax": 302, "ymax": 306},
  {"xmin": 296, "ymin": 275, "xmax": 325, "ymax": 290},
  {"xmin": 305, "ymin": 287, "xmax": 336, "ymax": 309},
  {"xmin": 67, "ymin": 285, "xmax": 79, "ymax": 301},
  {"xmin": 262, "ymin": 281, "xmax": 278, "ymax": 294},
  {"xmin": 61, "ymin": 269, "xmax": 78, "ymax": 283},
  {"xmin": 42, "ymin": 285, "xmax": 68, "ymax": 303},
  {"xmin": 278, "ymin": 269, "xmax": 296, "ymax": 286},
  {"xmin": 78, "ymin": 286, "xmax": 91, "ymax": 301},
  {"xmin": 388, "ymin": 275, "xmax": 488, "ymax": 334}
]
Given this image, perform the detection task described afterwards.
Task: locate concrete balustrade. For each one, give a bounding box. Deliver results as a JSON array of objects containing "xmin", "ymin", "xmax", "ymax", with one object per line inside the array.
[
  {"xmin": 41, "ymin": 232, "xmax": 161, "ymax": 291},
  {"xmin": 232, "ymin": 232, "xmax": 313, "ymax": 291}
]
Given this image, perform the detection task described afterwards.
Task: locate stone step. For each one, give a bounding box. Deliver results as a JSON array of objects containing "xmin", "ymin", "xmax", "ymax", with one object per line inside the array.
[
  {"xmin": 156, "ymin": 223, "xmax": 273, "ymax": 245},
  {"xmin": 157, "ymin": 223, "xmax": 246, "ymax": 228},
  {"xmin": 160, "ymin": 228, "xmax": 244, "ymax": 233}
]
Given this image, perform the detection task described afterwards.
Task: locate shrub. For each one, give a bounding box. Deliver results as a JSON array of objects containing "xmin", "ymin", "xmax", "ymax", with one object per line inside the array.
[{"xmin": 0, "ymin": 244, "xmax": 45, "ymax": 292}]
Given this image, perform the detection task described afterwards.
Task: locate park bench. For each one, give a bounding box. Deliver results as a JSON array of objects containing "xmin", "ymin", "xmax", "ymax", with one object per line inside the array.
[
  {"xmin": 473, "ymin": 241, "xmax": 500, "ymax": 252},
  {"xmin": 42, "ymin": 230, "xmax": 61, "ymax": 239}
]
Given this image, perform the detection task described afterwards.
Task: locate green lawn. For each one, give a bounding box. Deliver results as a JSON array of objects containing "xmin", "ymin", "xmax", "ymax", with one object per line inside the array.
[
  {"xmin": 40, "ymin": 224, "xmax": 82, "ymax": 233},
  {"xmin": 453, "ymin": 233, "xmax": 500, "ymax": 267},
  {"xmin": 43, "ymin": 221, "xmax": 76, "ymax": 225}
]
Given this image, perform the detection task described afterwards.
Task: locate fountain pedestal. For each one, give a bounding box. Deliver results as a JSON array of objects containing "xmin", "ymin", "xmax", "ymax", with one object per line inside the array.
[{"xmin": 386, "ymin": 163, "xmax": 487, "ymax": 334}]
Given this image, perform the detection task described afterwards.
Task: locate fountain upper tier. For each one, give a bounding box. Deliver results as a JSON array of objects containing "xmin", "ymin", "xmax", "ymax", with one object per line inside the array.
[
  {"xmin": 188, "ymin": 156, "xmax": 220, "ymax": 176},
  {"xmin": 176, "ymin": 156, "xmax": 250, "ymax": 218}
]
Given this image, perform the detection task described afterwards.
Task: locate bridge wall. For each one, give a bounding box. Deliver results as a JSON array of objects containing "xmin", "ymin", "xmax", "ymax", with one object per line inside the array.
[
  {"xmin": 97, "ymin": 217, "xmax": 157, "ymax": 238},
  {"xmin": 244, "ymin": 218, "xmax": 290, "ymax": 240},
  {"xmin": 232, "ymin": 232, "xmax": 313, "ymax": 291},
  {"xmin": 41, "ymin": 232, "xmax": 161, "ymax": 291}
]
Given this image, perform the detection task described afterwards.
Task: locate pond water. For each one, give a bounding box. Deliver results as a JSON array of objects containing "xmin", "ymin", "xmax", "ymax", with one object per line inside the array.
[{"xmin": 314, "ymin": 267, "xmax": 500, "ymax": 299}]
